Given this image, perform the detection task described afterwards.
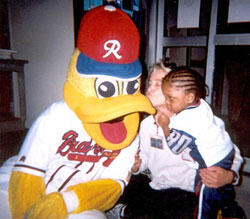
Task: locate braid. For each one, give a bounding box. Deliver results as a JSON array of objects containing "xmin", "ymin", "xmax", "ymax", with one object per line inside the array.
[{"xmin": 162, "ymin": 67, "xmax": 209, "ymax": 99}]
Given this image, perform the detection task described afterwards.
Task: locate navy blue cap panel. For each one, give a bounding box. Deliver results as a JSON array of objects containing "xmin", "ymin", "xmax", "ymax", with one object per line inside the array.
[{"xmin": 76, "ymin": 53, "xmax": 142, "ymax": 79}]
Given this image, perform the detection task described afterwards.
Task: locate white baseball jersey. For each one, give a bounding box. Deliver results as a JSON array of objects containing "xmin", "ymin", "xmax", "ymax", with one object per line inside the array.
[
  {"xmin": 12, "ymin": 100, "xmax": 138, "ymax": 194},
  {"xmin": 138, "ymin": 113, "xmax": 243, "ymax": 192}
]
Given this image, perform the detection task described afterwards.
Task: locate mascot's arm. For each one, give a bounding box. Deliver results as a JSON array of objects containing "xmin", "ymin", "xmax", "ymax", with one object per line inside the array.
[
  {"xmin": 20, "ymin": 178, "xmax": 121, "ymax": 218},
  {"xmin": 66, "ymin": 178, "xmax": 122, "ymax": 214},
  {"xmin": 9, "ymin": 171, "xmax": 45, "ymax": 219}
]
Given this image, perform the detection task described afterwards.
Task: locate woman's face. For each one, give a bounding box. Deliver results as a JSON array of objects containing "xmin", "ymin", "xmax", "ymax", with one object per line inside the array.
[{"xmin": 146, "ymin": 69, "xmax": 170, "ymax": 107}]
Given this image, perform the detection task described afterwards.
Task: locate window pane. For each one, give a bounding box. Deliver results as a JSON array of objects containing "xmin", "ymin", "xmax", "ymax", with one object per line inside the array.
[
  {"xmin": 164, "ymin": 0, "xmax": 211, "ymax": 37},
  {"xmin": 217, "ymin": 0, "xmax": 250, "ymax": 34}
]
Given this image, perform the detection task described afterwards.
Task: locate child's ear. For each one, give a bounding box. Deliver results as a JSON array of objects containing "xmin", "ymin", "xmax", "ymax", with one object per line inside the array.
[{"xmin": 186, "ymin": 92, "xmax": 196, "ymax": 104}]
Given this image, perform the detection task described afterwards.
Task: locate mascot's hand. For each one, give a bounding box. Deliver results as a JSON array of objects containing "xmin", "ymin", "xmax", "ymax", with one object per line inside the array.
[{"xmin": 25, "ymin": 192, "xmax": 68, "ymax": 219}]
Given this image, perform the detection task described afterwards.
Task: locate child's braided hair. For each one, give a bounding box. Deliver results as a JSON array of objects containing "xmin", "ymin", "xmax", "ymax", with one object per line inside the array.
[{"xmin": 162, "ymin": 67, "xmax": 209, "ymax": 99}]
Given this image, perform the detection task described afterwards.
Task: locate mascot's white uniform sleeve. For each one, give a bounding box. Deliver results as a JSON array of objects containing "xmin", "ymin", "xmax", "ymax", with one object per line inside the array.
[{"xmin": 8, "ymin": 5, "xmax": 155, "ymax": 219}]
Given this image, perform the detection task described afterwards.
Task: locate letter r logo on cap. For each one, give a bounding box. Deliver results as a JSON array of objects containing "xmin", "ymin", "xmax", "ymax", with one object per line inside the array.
[{"xmin": 103, "ymin": 40, "xmax": 122, "ymax": 60}]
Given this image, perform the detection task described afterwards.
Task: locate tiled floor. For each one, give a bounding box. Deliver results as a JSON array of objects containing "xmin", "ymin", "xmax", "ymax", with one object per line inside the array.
[{"xmin": 0, "ymin": 130, "xmax": 249, "ymax": 218}]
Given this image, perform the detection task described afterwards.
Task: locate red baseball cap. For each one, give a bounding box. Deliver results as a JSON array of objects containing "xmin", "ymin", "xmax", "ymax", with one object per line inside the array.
[{"xmin": 76, "ymin": 5, "xmax": 142, "ymax": 79}]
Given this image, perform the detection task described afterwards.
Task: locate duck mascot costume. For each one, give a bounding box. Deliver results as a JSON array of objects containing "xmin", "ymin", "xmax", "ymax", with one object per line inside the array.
[{"xmin": 0, "ymin": 5, "xmax": 155, "ymax": 219}]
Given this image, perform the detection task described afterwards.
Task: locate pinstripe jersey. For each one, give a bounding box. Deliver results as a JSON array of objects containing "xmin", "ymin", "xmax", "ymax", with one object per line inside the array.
[{"xmin": 12, "ymin": 100, "xmax": 138, "ymax": 194}]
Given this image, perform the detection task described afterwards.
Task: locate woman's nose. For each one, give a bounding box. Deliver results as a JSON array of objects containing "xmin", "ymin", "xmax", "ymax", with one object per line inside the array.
[{"xmin": 146, "ymin": 86, "xmax": 153, "ymax": 95}]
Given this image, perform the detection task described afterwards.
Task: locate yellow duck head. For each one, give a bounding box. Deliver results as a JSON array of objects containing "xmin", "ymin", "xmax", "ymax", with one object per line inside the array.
[{"xmin": 63, "ymin": 5, "xmax": 155, "ymax": 150}]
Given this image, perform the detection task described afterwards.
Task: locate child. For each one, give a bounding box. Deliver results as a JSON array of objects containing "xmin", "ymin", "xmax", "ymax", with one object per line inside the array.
[{"xmin": 157, "ymin": 67, "xmax": 245, "ymax": 219}]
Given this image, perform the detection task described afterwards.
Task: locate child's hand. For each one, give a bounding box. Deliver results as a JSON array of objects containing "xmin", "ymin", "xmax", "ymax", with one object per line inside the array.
[
  {"xmin": 155, "ymin": 104, "xmax": 173, "ymax": 118},
  {"xmin": 131, "ymin": 150, "xmax": 141, "ymax": 173},
  {"xmin": 155, "ymin": 111, "xmax": 170, "ymax": 127},
  {"xmin": 154, "ymin": 107, "xmax": 170, "ymax": 137},
  {"xmin": 154, "ymin": 104, "xmax": 172, "ymax": 127}
]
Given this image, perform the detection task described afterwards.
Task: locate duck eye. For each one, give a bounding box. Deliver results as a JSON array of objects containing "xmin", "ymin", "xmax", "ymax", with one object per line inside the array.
[
  {"xmin": 123, "ymin": 79, "xmax": 139, "ymax": 95},
  {"xmin": 95, "ymin": 78, "xmax": 119, "ymax": 98}
]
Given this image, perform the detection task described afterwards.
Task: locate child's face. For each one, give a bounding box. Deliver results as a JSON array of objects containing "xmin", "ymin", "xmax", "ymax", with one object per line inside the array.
[
  {"xmin": 162, "ymin": 81, "xmax": 191, "ymax": 114},
  {"xmin": 146, "ymin": 69, "xmax": 171, "ymax": 107}
]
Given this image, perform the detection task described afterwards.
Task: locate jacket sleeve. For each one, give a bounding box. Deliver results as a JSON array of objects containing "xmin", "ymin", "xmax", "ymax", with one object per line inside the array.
[
  {"xmin": 231, "ymin": 144, "xmax": 244, "ymax": 185},
  {"xmin": 136, "ymin": 121, "xmax": 150, "ymax": 174},
  {"xmin": 9, "ymin": 171, "xmax": 46, "ymax": 219}
]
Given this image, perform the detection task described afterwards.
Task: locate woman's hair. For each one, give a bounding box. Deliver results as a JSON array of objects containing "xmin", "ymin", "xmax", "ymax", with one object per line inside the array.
[
  {"xmin": 162, "ymin": 67, "xmax": 209, "ymax": 99},
  {"xmin": 148, "ymin": 60, "xmax": 177, "ymax": 76}
]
